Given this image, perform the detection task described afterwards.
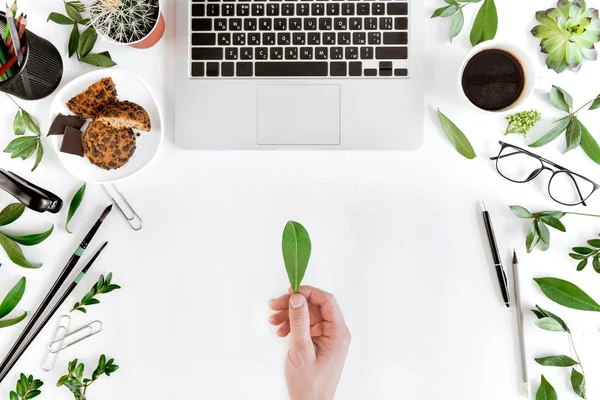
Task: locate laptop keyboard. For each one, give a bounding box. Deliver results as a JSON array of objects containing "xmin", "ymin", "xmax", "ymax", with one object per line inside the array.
[{"xmin": 189, "ymin": 0, "xmax": 410, "ymax": 78}]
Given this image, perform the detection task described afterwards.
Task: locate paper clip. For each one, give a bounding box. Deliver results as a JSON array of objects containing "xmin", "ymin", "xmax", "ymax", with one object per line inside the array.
[
  {"xmin": 41, "ymin": 315, "xmax": 71, "ymax": 371},
  {"xmin": 48, "ymin": 321, "xmax": 103, "ymax": 353},
  {"xmin": 102, "ymin": 184, "xmax": 143, "ymax": 231}
]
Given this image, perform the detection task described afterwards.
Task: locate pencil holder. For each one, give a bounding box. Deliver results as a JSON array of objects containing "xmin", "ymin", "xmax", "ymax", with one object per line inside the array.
[{"xmin": 0, "ymin": 13, "xmax": 63, "ymax": 100}]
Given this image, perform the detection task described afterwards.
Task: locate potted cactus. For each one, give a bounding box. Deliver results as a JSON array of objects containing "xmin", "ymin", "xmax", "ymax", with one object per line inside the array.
[{"xmin": 87, "ymin": 0, "xmax": 164, "ymax": 49}]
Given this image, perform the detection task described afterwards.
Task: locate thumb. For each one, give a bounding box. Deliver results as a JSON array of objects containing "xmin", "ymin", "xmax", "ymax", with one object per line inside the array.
[{"xmin": 288, "ymin": 294, "xmax": 315, "ymax": 361}]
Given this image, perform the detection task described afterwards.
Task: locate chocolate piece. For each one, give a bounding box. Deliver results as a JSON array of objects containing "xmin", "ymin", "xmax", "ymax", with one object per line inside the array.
[
  {"xmin": 60, "ymin": 126, "xmax": 84, "ymax": 157},
  {"xmin": 48, "ymin": 113, "xmax": 86, "ymax": 136}
]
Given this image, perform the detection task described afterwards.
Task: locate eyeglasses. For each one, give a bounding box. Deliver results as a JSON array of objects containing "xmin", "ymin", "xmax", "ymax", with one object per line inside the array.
[{"xmin": 490, "ymin": 141, "xmax": 600, "ymax": 206}]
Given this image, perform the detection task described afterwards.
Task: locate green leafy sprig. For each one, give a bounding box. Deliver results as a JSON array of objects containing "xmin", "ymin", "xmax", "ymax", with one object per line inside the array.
[
  {"xmin": 431, "ymin": 0, "xmax": 498, "ymax": 46},
  {"xmin": 47, "ymin": 1, "xmax": 116, "ymax": 68},
  {"xmin": 66, "ymin": 183, "xmax": 86, "ymax": 234},
  {"xmin": 509, "ymin": 205, "xmax": 600, "ymax": 253},
  {"xmin": 530, "ymin": 86, "xmax": 600, "ymax": 165},
  {"xmin": 0, "ymin": 204, "xmax": 53, "ymax": 268},
  {"xmin": 532, "ymin": 305, "xmax": 587, "ymax": 399},
  {"xmin": 437, "ymin": 108, "xmax": 477, "ymax": 159},
  {"xmin": 569, "ymin": 235, "xmax": 600, "ymax": 273},
  {"xmin": 282, "ymin": 221, "xmax": 311, "ymax": 293},
  {"xmin": 0, "ymin": 277, "xmax": 27, "ymax": 329},
  {"xmin": 57, "ymin": 355, "xmax": 119, "ymax": 400},
  {"xmin": 9, "ymin": 373, "xmax": 43, "ymax": 400},
  {"xmin": 72, "ymin": 273, "xmax": 120, "ymax": 313},
  {"xmin": 3, "ymin": 94, "xmax": 43, "ymax": 172},
  {"xmin": 504, "ymin": 110, "xmax": 542, "ymax": 137}
]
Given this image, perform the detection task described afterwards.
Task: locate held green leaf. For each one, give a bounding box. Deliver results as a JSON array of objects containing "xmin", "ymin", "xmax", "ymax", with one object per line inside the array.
[
  {"xmin": 47, "ymin": 12, "xmax": 74, "ymax": 25},
  {"xmin": 282, "ymin": 221, "xmax": 312, "ymax": 293},
  {"xmin": 534, "ymin": 277, "xmax": 600, "ymax": 312},
  {"xmin": 0, "ymin": 204, "xmax": 25, "ymax": 226},
  {"xmin": 0, "ymin": 233, "xmax": 41, "ymax": 269},
  {"xmin": 571, "ymin": 368, "xmax": 586, "ymax": 399},
  {"xmin": 470, "ymin": 0, "xmax": 498, "ymax": 46},
  {"xmin": 535, "ymin": 355, "xmax": 578, "ymax": 367},
  {"xmin": 13, "ymin": 111, "xmax": 25, "ymax": 135},
  {"xmin": 509, "ymin": 205, "xmax": 533, "ymax": 218},
  {"xmin": 66, "ymin": 183, "xmax": 86, "ymax": 234},
  {"xmin": 1, "ymin": 225, "xmax": 54, "ymax": 246},
  {"xmin": 0, "ymin": 277, "xmax": 26, "ymax": 319},
  {"xmin": 436, "ymin": 109, "xmax": 477, "ymax": 159},
  {"xmin": 578, "ymin": 120, "xmax": 600, "ymax": 165},
  {"xmin": 536, "ymin": 375, "xmax": 558, "ymax": 400},
  {"xmin": 78, "ymin": 26, "xmax": 98, "ymax": 58},
  {"xmin": 565, "ymin": 117, "xmax": 582, "ymax": 152},
  {"xmin": 529, "ymin": 116, "xmax": 572, "ymax": 147},
  {"xmin": 549, "ymin": 86, "xmax": 573, "ymax": 113}
]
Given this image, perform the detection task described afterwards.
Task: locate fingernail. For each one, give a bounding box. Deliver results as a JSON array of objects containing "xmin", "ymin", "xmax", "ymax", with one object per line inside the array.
[{"xmin": 290, "ymin": 294, "xmax": 305, "ymax": 309}]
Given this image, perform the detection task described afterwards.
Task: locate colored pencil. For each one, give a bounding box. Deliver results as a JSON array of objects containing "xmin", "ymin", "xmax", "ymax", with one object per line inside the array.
[
  {"xmin": 5, "ymin": 4, "xmax": 22, "ymax": 66},
  {"xmin": 0, "ymin": 47, "xmax": 23, "ymax": 76},
  {"xmin": 0, "ymin": 205, "xmax": 113, "ymax": 383}
]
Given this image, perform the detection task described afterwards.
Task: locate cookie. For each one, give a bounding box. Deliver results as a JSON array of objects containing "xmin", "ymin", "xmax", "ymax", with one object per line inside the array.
[
  {"xmin": 83, "ymin": 119, "xmax": 137, "ymax": 170},
  {"xmin": 96, "ymin": 100, "xmax": 151, "ymax": 132},
  {"xmin": 66, "ymin": 77, "xmax": 118, "ymax": 119}
]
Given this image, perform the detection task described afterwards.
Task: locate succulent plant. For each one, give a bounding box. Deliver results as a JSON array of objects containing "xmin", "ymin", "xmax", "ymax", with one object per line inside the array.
[
  {"xmin": 88, "ymin": 0, "xmax": 159, "ymax": 44},
  {"xmin": 532, "ymin": 0, "xmax": 600, "ymax": 73}
]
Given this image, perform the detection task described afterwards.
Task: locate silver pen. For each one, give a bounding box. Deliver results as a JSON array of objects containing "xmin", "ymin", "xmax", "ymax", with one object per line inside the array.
[{"xmin": 512, "ymin": 250, "xmax": 529, "ymax": 398}]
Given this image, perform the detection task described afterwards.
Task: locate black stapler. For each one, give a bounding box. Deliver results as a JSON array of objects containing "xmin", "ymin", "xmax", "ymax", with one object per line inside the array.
[{"xmin": 0, "ymin": 169, "xmax": 63, "ymax": 213}]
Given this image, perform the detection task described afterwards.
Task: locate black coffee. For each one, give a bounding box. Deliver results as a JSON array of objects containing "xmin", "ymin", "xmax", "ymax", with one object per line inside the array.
[{"xmin": 461, "ymin": 49, "xmax": 525, "ymax": 111}]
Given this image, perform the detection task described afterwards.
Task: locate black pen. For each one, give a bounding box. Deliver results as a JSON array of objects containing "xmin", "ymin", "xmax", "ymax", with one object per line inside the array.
[{"xmin": 481, "ymin": 201, "xmax": 510, "ymax": 307}]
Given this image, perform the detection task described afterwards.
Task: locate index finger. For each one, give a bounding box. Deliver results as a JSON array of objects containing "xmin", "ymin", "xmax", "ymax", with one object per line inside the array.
[{"xmin": 289, "ymin": 286, "xmax": 346, "ymax": 324}]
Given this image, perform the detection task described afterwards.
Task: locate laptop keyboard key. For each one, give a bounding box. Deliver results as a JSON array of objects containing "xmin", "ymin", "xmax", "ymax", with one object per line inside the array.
[
  {"xmin": 315, "ymin": 47, "xmax": 328, "ymax": 59},
  {"xmin": 308, "ymin": 32, "xmax": 321, "ymax": 45},
  {"xmin": 225, "ymin": 47, "xmax": 238, "ymax": 60},
  {"xmin": 383, "ymin": 32, "xmax": 408, "ymax": 45},
  {"xmin": 192, "ymin": 47, "xmax": 224, "ymax": 60},
  {"xmin": 270, "ymin": 47, "xmax": 284, "ymax": 60},
  {"xmin": 192, "ymin": 33, "xmax": 215, "ymax": 46},
  {"xmin": 376, "ymin": 46, "xmax": 408, "ymax": 59},
  {"xmin": 192, "ymin": 18, "xmax": 212, "ymax": 31},
  {"xmin": 255, "ymin": 62, "xmax": 328, "ymax": 77},
  {"xmin": 191, "ymin": 62, "xmax": 205, "ymax": 77},
  {"xmin": 330, "ymin": 62, "xmax": 347, "ymax": 77},
  {"xmin": 360, "ymin": 47, "xmax": 373, "ymax": 59},
  {"xmin": 240, "ymin": 47, "xmax": 253, "ymax": 60},
  {"xmin": 236, "ymin": 62, "xmax": 253, "ymax": 77},
  {"xmin": 300, "ymin": 47, "xmax": 313, "ymax": 60},
  {"xmin": 349, "ymin": 61, "xmax": 362, "ymax": 76},
  {"xmin": 222, "ymin": 62, "xmax": 234, "ymax": 77},
  {"xmin": 206, "ymin": 62, "xmax": 219, "ymax": 77},
  {"xmin": 388, "ymin": 3, "xmax": 409, "ymax": 16},
  {"xmin": 192, "ymin": 4, "xmax": 205, "ymax": 17}
]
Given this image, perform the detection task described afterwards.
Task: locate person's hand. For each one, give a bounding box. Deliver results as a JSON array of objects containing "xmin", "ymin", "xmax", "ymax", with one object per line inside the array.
[{"xmin": 268, "ymin": 286, "xmax": 351, "ymax": 400}]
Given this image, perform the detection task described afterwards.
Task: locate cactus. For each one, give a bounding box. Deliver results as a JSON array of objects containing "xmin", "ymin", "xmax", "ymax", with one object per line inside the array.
[{"xmin": 88, "ymin": 0, "xmax": 159, "ymax": 44}]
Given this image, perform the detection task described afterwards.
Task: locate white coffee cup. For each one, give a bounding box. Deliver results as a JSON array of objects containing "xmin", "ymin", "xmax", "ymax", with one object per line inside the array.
[{"xmin": 458, "ymin": 40, "xmax": 548, "ymax": 114}]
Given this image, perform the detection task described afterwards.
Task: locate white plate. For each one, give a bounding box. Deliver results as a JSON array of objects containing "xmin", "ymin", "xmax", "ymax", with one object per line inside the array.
[{"xmin": 49, "ymin": 69, "xmax": 164, "ymax": 184}]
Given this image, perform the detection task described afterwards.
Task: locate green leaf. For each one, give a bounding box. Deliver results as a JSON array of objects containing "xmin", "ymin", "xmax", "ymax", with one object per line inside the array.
[
  {"xmin": 534, "ymin": 277, "xmax": 600, "ymax": 312},
  {"xmin": 526, "ymin": 222, "xmax": 540, "ymax": 253},
  {"xmin": 436, "ymin": 109, "xmax": 477, "ymax": 159},
  {"xmin": 0, "ymin": 312, "xmax": 27, "ymax": 328},
  {"xmin": 535, "ymin": 355, "xmax": 578, "ymax": 367},
  {"xmin": 21, "ymin": 110, "xmax": 40, "ymax": 136},
  {"xmin": 534, "ymin": 211, "xmax": 566, "ymax": 219},
  {"xmin": 573, "ymin": 247, "xmax": 594, "ymax": 255},
  {"xmin": 588, "ymin": 94, "xmax": 600, "ymax": 110},
  {"xmin": 510, "ymin": 205, "xmax": 533, "ymax": 218},
  {"xmin": 4, "ymin": 136, "xmax": 39, "ymax": 160},
  {"xmin": 536, "ymin": 221, "xmax": 551, "ymax": 246},
  {"xmin": 24, "ymin": 389, "xmax": 41, "ymax": 399},
  {"xmin": 536, "ymin": 317, "xmax": 567, "ymax": 332},
  {"xmin": 47, "ymin": 12, "xmax": 74, "ymax": 25},
  {"xmin": 75, "ymin": 363, "xmax": 84, "ymax": 379},
  {"xmin": 449, "ymin": 9, "xmax": 464, "ymax": 42},
  {"xmin": 571, "ymin": 368, "xmax": 586, "ymax": 399},
  {"xmin": 282, "ymin": 221, "xmax": 312, "ymax": 293},
  {"xmin": 68, "ymin": 23, "xmax": 80, "ymax": 58},
  {"xmin": 0, "ymin": 233, "xmax": 41, "ymax": 269},
  {"xmin": 0, "ymin": 204, "xmax": 25, "ymax": 226},
  {"xmin": 569, "ymin": 253, "xmax": 587, "ymax": 260},
  {"xmin": 83, "ymin": 298, "xmax": 100, "ymax": 306},
  {"xmin": 0, "ymin": 277, "xmax": 25, "ymax": 319},
  {"xmin": 565, "ymin": 117, "xmax": 582, "ymax": 152},
  {"xmin": 536, "ymin": 375, "xmax": 558, "ymax": 400},
  {"xmin": 470, "ymin": 0, "xmax": 498, "ymax": 46},
  {"xmin": 578, "ymin": 120, "xmax": 600, "ymax": 165},
  {"xmin": 79, "ymin": 52, "xmax": 117, "ymax": 68},
  {"xmin": 577, "ymin": 258, "xmax": 588, "ymax": 271},
  {"xmin": 529, "ymin": 116, "xmax": 572, "ymax": 147},
  {"xmin": 587, "ymin": 239, "xmax": 600, "ymax": 248},
  {"xmin": 66, "ymin": 183, "xmax": 86, "ymax": 234},
  {"xmin": 534, "ymin": 305, "xmax": 570, "ymax": 332},
  {"xmin": 13, "ymin": 111, "xmax": 25, "ymax": 135},
  {"xmin": 10, "ymin": 391, "xmax": 18, "ymax": 400},
  {"xmin": 31, "ymin": 141, "xmax": 43, "ymax": 172},
  {"xmin": 549, "ymin": 86, "xmax": 573, "ymax": 113},
  {"xmin": 16, "ymin": 380, "xmax": 25, "ymax": 396},
  {"xmin": 103, "ymin": 284, "xmax": 121, "ymax": 293},
  {"xmin": 1, "ymin": 225, "xmax": 54, "ymax": 246},
  {"xmin": 431, "ymin": 4, "xmax": 460, "ymax": 18},
  {"xmin": 593, "ymin": 254, "xmax": 600, "ymax": 273},
  {"xmin": 64, "ymin": 1, "xmax": 84, "ymax": 23},
  {"xmin": 78, "ymin": 26, "xmax": 97, "ymax": 58},
  {"xmin": 539, "ymin": 216, "xmax": 565, "ymax": 232},
  {"xmin": 97, "ymin": 274, "xmax": 105, "ymax": 291},
  {"xmin": 532, "ymin": 309, "xmax": 546, "ymax": 319}
]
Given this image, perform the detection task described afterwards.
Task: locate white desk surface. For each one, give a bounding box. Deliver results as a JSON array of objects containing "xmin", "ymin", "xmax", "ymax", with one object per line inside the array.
[{"xmin": 1, "ymin": 0, "xmax": 600, "ymax": 399}]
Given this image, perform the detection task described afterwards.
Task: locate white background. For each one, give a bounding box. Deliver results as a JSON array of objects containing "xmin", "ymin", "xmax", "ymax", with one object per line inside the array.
[{"xmin": 1, "ymin": 0, "xmax": 600, "ymax": 399}]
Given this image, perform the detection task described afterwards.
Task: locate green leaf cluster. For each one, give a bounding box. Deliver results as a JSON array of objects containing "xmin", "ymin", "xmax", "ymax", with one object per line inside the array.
[
  {"xmin": 570, "ymin": 235, "xmax": 600, "ymax": 273},
  {"xmin": 47, "ymin": 2, "xmax": 116, "ymax": 68},
  {"xmin": 530, "ymin": 86, "xmax": 600, "ymax": 165},
  {"xmin": 437, "ymin": 108, "xmax": 477, "ymax": 159},
  {"xmin": 509, "ymin": 205, "xmax": 600, "ymax": 252},
  {"xmin": 282, "ymin": 221, "xmax": 311, "ymax": 293},
  {"xmin": 72, "ymin": 273, "xmax": 121, "ymax": 313},
  {"xmin": 0, "ymin": 204, "xmax": 53, "ymax": 269},
  {"xmin": 3, "ymin": 95, "xmax": 43, "ymax": 172},
  {"xmin": 431, "ymin": 0, "xmax": 498, "ymax": 46},
  {"xmin": 0, "ymin": 277, "xmax": 27, "ymax": 329},
  {"xmin": 9, "ymin": 373, "xmax": 43, "ymax": 400},
  {"xmin": 532, "ymin": 305, "xmax": 587, "ymax": 399},
  {"xmin": 57, "ymin": 355, "xmax": 119, "ymax": 400},
  {"xmin": 66, "ymin": 184, "xmax": 86, "ymax": 234}
]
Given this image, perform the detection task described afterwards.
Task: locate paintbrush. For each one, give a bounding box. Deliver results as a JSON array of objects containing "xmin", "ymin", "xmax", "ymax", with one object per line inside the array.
[{"xmin": 0, "ymin": 205, "xmax": 112, "ymax": 383}]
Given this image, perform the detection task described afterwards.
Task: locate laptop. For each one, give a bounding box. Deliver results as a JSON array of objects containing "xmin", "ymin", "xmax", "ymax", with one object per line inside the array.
[{"xmin": 175, "ymin": 0, "xmax": 424, "ymax": 150}]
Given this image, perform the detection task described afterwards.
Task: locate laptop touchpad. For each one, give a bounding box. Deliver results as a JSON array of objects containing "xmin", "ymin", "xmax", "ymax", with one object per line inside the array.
[{"xmin": 257, "ymin": 85, "xmax": 341, "ymax": 145}]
